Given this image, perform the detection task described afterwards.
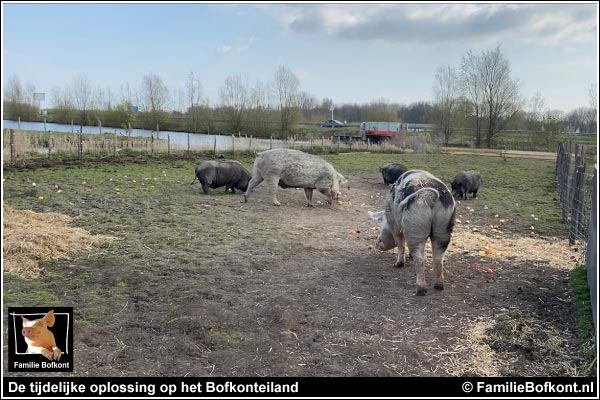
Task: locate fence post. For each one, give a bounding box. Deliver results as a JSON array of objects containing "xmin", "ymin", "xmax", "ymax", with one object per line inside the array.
[
  {"xmin": 249, "ymin": 136, "xmax": 252, "ymax": 150},
  {"xmin": 321, "ymin": 136, "xmax": 324, "ymax": 152},
  {"xmin": 187, "ymin": 133, "xmax": 191, "ymax": 154},
  {"xmin": 113, "ymin": 131, "xmax": 117, "ymax": 157},
  {"xmin": 156, "ymin": 123, "xmax": 160, "ymax": 140},
  {"xmin": 10, "ymin": 129, "xmax": 15, "ymax": 165},
  {"xmin": 231, "ymin": 134, "xmax": 235, "ymax": 155},
  {"xmin": 48, "ymin": 133, "xmax": 53, "ymax": 159},
  {"xmin": 213, "ymin": 135, "xmax": 217, "ymax": 155},
  {"xmin": 168, "ymin": 134, "xmax": 171, "ymax": 156},
  {"xmin": 44, "ymin": 118, "xmax": 47, "ymax": 132},
  {"xmin": 99, "ymin": 119, "xmax": 102, "ymax": 135},
  {"xmin": 78, "ymin": 133, "xmax": 83, "ymax": 159},
  {"xmin": 151, "ymin": 132, "xmax": 154, "ymax": 156},
  {"xmin": 270, "ymin": 136, "xmax": 273, "ymax": 150}
]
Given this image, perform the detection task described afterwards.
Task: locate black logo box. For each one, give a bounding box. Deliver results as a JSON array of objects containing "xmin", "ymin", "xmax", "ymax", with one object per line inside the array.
[{"xmin": 8, "ymin": 307, "xmax": 74, "ymax": 372}]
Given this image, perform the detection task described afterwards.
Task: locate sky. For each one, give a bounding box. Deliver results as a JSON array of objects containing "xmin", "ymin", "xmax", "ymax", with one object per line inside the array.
[{"xmin": 2, "ymin": 2, "xmax": 598, "ymax": 115}]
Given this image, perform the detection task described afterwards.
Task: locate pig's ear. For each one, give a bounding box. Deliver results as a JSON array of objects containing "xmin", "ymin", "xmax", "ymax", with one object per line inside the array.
[
  {"xmin": 21, "ymin": 316, "xmax": 30, "ymax": 325},
  {"xmin": 368, "ymin": 210, "xmax": 385, "ymax": 221},
  {"xmin": 43, "ymin": 310, "xmax": 55, "ymax": 327}
]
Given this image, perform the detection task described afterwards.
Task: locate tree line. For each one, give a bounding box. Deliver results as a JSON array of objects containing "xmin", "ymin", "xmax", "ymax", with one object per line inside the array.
[
  {"xmin": 4, "ymin": 48, "xmax": 597, "ymax": 144},
  {"xmin": 431, "ymin": 44, "xmax": 597, "ymax": 147}
]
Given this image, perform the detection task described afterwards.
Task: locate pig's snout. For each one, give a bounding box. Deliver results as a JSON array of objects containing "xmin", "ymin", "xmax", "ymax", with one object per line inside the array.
[{"xmin": 22, "ymin": 328, "xmax": 32, "ymax": 338}]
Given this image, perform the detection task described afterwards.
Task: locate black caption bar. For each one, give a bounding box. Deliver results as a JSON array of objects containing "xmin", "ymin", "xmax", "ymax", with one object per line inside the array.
[{"xmin": 2, "ymin": 377, "xmax": 597, "ymax": 398}]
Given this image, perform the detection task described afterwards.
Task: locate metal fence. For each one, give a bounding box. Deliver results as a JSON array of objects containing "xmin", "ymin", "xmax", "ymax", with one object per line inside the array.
[
  {"xmin": 586, "ymin": 168, "xmax": 597, "ymax": 332},
  {"xmin": 556, "ymin": 141, "xmax": 597, "ymax": 331}
]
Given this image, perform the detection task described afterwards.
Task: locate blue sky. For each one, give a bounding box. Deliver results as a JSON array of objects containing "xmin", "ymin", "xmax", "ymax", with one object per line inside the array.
[{"xmin": 2, "ymin": 2, "xmax": 598, "ymax": 114}]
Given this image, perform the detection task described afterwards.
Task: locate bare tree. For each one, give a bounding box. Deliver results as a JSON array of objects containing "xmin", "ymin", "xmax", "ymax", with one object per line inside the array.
[
  {"xmin": 140, "ymin": 73, "xmax": 170, "ymax": 130},
  {"xmin": 185, "ymin": 72, "xmax": 204, "ymax": 133},
  {"xmin": 461, "ymin": 45, "xmax": 521, "ymax": 147},
  {"xmin": 367, "ymin": 98, "xmax": 397, "ymax": 121},
  {"xmin": 4, "ymin": 75, "xmax": 39, "ymax": 120},
  {"xmin": 590, "ymin": 83, "xmax": 597, "ymax": 132},
  {"xmin": 50, "ymin": 86, "xmax": 77, "ymax": 124},
  {"xmin": 219, "ymin": 74, "xmax": 248, "ymax": 133},
  {"xmin": 273, "ymin": 66, "xmax": 300, "ymax": 134},
  {"xmin": 432, "ymin": 65, "xmax": 460, "ymax": 145},
  {"xmin": 72, "ymin": 75, "xmax": 93, "ymax": 126},
  {"xmin": 526, "ymin": 91, "xmax": 546, "ymax": 131},
  {"xmin": 297, "ymin": 91, "xmax": 318, "ymax": 121},
  {"xmin": 567, "ymin": 107, "xmax": 596, "ymax": 133},
  {"xmin": 247, "ymin": 80, "xmax": 270, "ymax": 135},
  {"xmin": 460, "ymin": 50, "xmax": 485, "ymax": 146},
  {"xmin": 479, "ymin": 45, "xmax": 522, "ymax": 147}
]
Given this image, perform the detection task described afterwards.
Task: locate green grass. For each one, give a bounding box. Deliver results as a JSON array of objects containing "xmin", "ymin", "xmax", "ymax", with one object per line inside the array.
[
  {"xmin": 1, "ymin": 152, "xmax": 580, "ymax": 374},
  {"xmin": 569, "ymin": 266, "xmax": 597, "ymax": 376},
  {"xmin": 320, "ymin": 152, "xmax": 564, "ymax": 236}
]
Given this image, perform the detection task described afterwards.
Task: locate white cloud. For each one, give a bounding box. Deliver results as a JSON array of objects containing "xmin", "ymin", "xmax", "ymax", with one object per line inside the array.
[
  {"xmin": 273, "ymin": 4, "xmax": 597, "ymax": 47},
  {"xmin": 216, "ymin": 37, "xmax": 256, "ymax": 55}
]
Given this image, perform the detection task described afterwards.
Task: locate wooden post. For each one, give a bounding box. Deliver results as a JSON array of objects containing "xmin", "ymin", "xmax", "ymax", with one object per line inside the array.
[
  {"xmin": 321, "ymin": 136, "xmax": 324, "ymax": 152},
  {"xmin": 99, "ymin": 119, "xmax": 102, "ymax": 135},
  {"xmin": 270, "ymin": 136, "xmax": 273, "ymax": 150},
  {"xmin": 18, "ymin": 116, "xmax": 21, "ymax": 129},
  {"xmin": 187, "ymin": 133, "xmax": 191, "ymax": 154},
  {"xmin": 249, "ymin": 136, "xmax": 252, "ymax": 150},
  {"xmin": 48, "ymin": 133, "xmax": 53, "ymax": 159},
  {"xmin": 168, "ymin": 134, "xmax": 171, "ymax": 156},
  {"xmin": 213, "ymin": 135, "xmax": 217, "ymax": 155},
  {"xmin": 128, "ymin": 122, "xmax": 131, "ymax": 139},
  {"xmin": 151, "ymin": 132, "xmax": 154, "ymax": 156},
  {"xmin": 44, "ymin": 118, "xmax": 47, "ymax": 132},
  {"xmin": 71, "ymin": 120, "xmax": 74, "ymax": 133},
  {"xmin": 10, "ymin": 129, "xmax": 15, "ymax": 165},
  {"xmin": 113, "ymin": 131, "xmax": 117, "ymax": 157},
  {"xmin": 310, "ymin": 133, "xmax": 313, "ymax": 150},
  {"xmin": 78, "ymin": 133, "xmax": 83, "ymax": 159},
  {"xmin": 231, "ymin": 134, "xmax": 235, "ymax": 155},
  {"xmin": 156, "ymin": 123, "xmax": 160, "ymax": 140}
]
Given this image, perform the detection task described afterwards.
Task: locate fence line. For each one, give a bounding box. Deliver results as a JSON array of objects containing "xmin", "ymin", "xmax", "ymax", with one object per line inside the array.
[
  {"xmin": 586, "ymin": 167, "xmax": 597, "ymax": 332},
  {"xmin": 555, "ymin": 141, "xmax": 597, "ymax": 332},
  {"xmin": 2, "ymin": 128, "xmax": 439, "ymax": 166}
]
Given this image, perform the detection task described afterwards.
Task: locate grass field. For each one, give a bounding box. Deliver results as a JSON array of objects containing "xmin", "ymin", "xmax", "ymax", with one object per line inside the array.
[{"xmin": 3, "ymin": 153, "xmax": 591, "ymax": 377}]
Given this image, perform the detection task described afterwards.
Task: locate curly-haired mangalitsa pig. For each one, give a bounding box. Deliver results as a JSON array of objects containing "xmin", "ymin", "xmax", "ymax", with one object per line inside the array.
[
  {"xmin": 451, "ymin": 170, "xmax": 482, "ymax": 199},
  {"xmin": 380, "ymin": 162, "xmax": 408, "ymax": 185},
  {"xmin": 369, "ymin": 170, "xmax": 456, "ymax": 296},
  {"xmin": 243, "ymin": 148, "xmax": 347, "ymax": 207},
  {"xmin": 190, "ymin": 160, "xmax": 251, "ymax": 194}
]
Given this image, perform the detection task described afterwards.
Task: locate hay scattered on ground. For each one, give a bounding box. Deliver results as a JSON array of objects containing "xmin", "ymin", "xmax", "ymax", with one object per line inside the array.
[
  {"xmin": 3, "ymin": 204, "xmax": 116, "ymax": 277},
  {"xmin": 448, "ymin": 225, "xmax": 576, "ymax": 269},
  {"xmin": 432, "ymin": 311, "xmax": 583, "ymax": 377}
]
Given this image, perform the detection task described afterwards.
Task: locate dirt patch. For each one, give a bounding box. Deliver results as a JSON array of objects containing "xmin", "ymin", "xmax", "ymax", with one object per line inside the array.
[
  {"xmin": 2, "ymin": 203, "xmax": 116, "ymax": 277},
  {"xmin": 2, "ymin": 166, "xmax": 588, "ymax": 377}
]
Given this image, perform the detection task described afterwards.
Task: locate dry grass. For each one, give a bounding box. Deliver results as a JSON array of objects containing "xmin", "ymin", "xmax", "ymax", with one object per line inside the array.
[
  {"xmin": 2, "ymin": 203, "xmax": 116, "ymax": 277},
  {"xmin": 422, "ymin": 312, "xmax": 582, "ymax": 377},
  {"xmin": 448, "ymin": 225, "xmax": 576, "ymax": 269}
]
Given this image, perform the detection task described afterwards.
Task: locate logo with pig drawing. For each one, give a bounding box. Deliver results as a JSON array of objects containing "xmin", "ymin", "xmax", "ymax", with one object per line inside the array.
[{"xmin": 8, "ymin": 307, "xmax": 73, "ymax": 372}]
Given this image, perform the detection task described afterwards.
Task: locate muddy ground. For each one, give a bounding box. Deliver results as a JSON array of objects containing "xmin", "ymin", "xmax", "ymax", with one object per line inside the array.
[{"xmin": 3, "ymin": 159, "xmax": 586, "ymax": 377}]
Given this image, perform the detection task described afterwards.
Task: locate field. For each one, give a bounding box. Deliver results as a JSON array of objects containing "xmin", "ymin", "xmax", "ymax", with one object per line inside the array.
[{"xmin": 2, "ymin": 153, "xmax": 591, "ymax": 377}]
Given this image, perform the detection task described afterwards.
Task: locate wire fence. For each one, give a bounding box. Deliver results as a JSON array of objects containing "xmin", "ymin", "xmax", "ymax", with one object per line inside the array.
[
  {"xmin": 556, "ymin": 141, "xmax": 597, "ymax": 332},
  {"xmin": 2, "ymin": 128, "xmax": 441, "ymax": 166}
]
